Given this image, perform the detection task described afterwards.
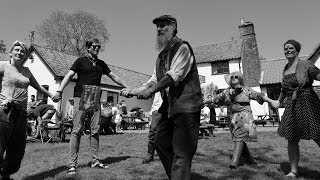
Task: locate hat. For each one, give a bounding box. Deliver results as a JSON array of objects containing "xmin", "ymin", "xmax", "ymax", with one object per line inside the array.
[
  {"xmin": 224, "ymin": 71, "xmax": 244, "ymax": 86},
  {"xmin": 68, "ymin": 97, "xmax": 74, "ymax": 101},
  {"xmin": 153, "ymin": 15, "xmax": 177, "ymax": 25}
]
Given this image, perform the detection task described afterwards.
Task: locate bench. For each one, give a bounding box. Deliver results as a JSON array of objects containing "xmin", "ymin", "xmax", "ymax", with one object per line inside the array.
[
  {"xmin": 254, "ymin": 120, "xmax": 267, "ymax": 126},
  {"xmin": 199, "ymin": 124, "xmax": 215, "ymax": 139},
  {"xmin": 126, "ymin": 121, "xmax": 149, "ymax": 130}
]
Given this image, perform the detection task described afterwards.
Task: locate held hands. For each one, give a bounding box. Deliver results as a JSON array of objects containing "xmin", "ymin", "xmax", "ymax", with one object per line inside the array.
[
  {"xmin": 120, "ymin": 88, "xmax": 134, "ymax": 98},
  {"xmin": 137, "ymin": 89, "xmax": 153, "ymax": 100},
  {"xmin": 269, "ymin": 100, "xmax": 280, "ymax": 109},
  {"xmin": 52, "ymin": 92, "xmax": 62, "ymax": 102}
]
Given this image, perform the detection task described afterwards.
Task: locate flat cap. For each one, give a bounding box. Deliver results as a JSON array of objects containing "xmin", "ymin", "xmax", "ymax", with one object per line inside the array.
[{"xmin": 153, "ymin": 15, "xmax": 177, "ymax": 25}]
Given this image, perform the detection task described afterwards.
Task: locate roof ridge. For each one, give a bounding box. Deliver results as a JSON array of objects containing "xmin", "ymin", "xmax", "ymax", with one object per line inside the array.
[
  {"xmin": 107, "ymin": 63, "xmax": 151, "ymax": 76},
  {"xmin": 32, "ymin": 44, "xmax": 78, "ymax": 58},
  {"xmin": 261, "ymin": 55, "xmax": 308, "ymax": 62},
  {"xmin": 193, "ymin": 38, "xmax": 241, "ymax": 48}
]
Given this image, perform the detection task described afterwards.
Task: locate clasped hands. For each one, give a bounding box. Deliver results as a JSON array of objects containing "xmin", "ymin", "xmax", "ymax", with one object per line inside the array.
[
  {"xmin": 52, "ymin": 92, "xmax": 62, "ymax": 103},
  {"xmin": 120, "ymin": 88, "xmax": 153, "ymax": 99},
  {"xmin": 269, "ymin": 100, "xmax": 281, "ymax": 109}
]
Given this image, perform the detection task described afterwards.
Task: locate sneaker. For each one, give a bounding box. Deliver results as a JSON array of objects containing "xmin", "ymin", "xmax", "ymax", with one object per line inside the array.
[
  {"xmin": 91, "ymin": 161, "xmax": 109, "ymax": 169},
  {"xmin": 67, "ymin": 166, "xmax": 76, "ymax": 175}
]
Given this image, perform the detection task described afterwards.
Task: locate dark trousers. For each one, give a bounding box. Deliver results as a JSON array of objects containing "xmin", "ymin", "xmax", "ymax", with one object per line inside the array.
[
  {"xmin": 0, "ymin": 107, "xmax": 27, "ymax": 176},
  {"xmin": 155, "ymin": 111, "xmax": 200, "ymax": 180},
  {"xmin": 147, "ymin": 112, "xmax": 161, "ymax": 155}
]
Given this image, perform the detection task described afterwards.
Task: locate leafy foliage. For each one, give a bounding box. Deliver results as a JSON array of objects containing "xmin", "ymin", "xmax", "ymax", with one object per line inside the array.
[
  {"xmin": 201, "ymin": 82, "xmax": 219, "ymax": 98},
  {"xmin": 36, "ymin": 10, "xmax": 110, "ymax": 56},
  {"xmin": 0, "ymin": 40, "xmax": 6, "ymax": 53}
]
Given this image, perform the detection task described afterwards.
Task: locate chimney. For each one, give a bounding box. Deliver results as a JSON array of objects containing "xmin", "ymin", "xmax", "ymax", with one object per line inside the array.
[{"xmin": 238, "ymin": 18, "xmax": 261, "ymax": 87}]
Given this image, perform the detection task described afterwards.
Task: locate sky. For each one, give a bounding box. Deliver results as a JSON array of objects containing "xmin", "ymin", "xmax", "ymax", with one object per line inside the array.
[{"xmin": 1, "ymin": 0, "xmax": 320, "ymax": 75}]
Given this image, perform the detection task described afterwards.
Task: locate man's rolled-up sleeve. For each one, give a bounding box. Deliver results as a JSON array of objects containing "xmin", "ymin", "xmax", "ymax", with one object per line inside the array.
[
  {"xmin": 146, "ymin": 68, "xmax": 158, "ymax": 84},
  {"xmin": 166, "ymin": 44, "xmax": 194, "ymax": 86}
]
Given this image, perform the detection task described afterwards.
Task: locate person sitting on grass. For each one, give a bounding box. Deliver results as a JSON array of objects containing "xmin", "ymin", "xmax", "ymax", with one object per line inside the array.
[{"xmin": 204, "ymin": 71, "xmax": 278, "ymax": 169}]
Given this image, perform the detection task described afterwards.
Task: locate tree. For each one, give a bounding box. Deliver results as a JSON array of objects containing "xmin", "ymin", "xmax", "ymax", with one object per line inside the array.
[
  {"xmin": 0, "ymin": 40, "xmax": 6, "ymax": 53},
  {"xmin": 36, "ymin": 10, "xmax": 110, "ymax": 56},
  {"xmin": 201, "ymin": 82, "xmax": 219, "ymax": 97}
]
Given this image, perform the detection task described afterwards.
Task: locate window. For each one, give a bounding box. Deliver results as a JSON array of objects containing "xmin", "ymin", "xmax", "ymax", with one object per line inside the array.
[{"xmin": 211, "ymin": 61, "xmax": 229, "ymax": 74}]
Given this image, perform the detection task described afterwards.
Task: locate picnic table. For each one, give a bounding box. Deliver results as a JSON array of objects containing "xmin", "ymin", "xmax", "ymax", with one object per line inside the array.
[
  {"xmin": 216, "ymin": 116, "xmax": 229, "ymax": 129},
  {"xmin": 199, "ymin": 124, "xmax": 215, "ymax": 139},
  {"xmin": 254, "ymin": 115, "xmax": 278, "ymax": 126},
  {"xmin": 122, "ymin": 113, "xmax": 149, "ymax": 130}
]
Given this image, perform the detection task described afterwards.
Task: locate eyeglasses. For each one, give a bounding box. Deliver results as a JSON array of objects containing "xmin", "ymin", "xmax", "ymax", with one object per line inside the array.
[
  {"xmin": 91, "ymin": 45, "xmax": 101, "ymax": 49},
  {"xmin": 156, "ymin": 23, "xmax": 169, "ymax": 29},
  {"xmin": 231, "ymin": 75, "xmax": 239, "ymax": 79}
]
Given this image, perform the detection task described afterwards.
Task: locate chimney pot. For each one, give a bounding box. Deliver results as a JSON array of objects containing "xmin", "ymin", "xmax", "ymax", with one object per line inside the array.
[{"xmin": 240, "ymin": 18, "xmax": 245, "ymax": 25}]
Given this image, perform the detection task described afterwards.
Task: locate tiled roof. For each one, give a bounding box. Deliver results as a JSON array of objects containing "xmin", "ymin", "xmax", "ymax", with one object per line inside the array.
[
  {"xmin": 31, "ymin": 45, "xmax": 150, "ymax": 88},
  {"xmin": 193, "ymin": 39, "xmax": 242, "ymax": 64},
  {"xmin": 260, "ymin": 56, "xmax": 307, "ymax": 85}
]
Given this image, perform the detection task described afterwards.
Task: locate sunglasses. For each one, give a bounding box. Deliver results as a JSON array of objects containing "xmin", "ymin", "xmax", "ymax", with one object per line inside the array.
[
  {"xmin": 156, "ymin": 23, "xmax": 169, "ymax": 29},
  {"xmin": 91, "ymin": 45, "xmax": 101, "ymax": 49},
  {"xmin": 231, "ymin": 75, "xmax": 239, "ymax": 79}
]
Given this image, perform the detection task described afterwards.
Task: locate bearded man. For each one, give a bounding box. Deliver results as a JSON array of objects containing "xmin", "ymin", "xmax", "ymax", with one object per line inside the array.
[{"xmin": 121, "ymin": 15, "xmax": 202, "ymax": 180}]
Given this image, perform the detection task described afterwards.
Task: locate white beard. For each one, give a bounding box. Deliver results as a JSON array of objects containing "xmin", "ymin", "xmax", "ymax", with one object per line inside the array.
[{"xmin": 155, "ymin": 30, "xmax": 174, "ymax": 52}]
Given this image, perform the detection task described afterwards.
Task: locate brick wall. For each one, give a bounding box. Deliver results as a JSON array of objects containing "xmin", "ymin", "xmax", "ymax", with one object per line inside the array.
[{"xmin": 239, "ymin": 21, "xmax": 261, "ymax": 87}]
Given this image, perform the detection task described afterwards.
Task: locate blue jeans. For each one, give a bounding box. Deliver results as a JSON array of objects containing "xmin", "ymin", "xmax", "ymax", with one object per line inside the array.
[
  {"xmin": 69, "ymin": 97, "xmax": 100, "ymax": 167},
  {"xmin": 155, "ymin": 111, "xmax": 200, "ymax": 180}
]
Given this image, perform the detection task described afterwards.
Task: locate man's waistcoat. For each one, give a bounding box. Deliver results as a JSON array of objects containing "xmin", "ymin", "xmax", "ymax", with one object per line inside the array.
[{"xmin": 156, "ymin": 38, "xmax": 203, "ymax": 117}]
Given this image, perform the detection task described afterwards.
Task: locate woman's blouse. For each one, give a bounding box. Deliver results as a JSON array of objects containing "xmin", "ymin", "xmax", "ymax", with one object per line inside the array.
[{"xmin": 0, "ymin": 62, "xmax": 33, "ymax": 109}]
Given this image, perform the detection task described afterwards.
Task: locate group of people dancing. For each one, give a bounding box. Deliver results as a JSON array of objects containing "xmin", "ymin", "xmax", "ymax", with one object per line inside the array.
[{"xmin": 0, "ymin": 14, "xmax": 319, "ymax": 180}]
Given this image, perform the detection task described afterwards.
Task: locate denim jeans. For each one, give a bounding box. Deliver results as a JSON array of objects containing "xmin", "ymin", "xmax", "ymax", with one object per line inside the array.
[
  {"xmin": 155, "ymin": 111, "xmax": 200, "ymax": 180},
  {"xmin": 69, "ymin": 97, "xmax": 100, "ymax": 167}
]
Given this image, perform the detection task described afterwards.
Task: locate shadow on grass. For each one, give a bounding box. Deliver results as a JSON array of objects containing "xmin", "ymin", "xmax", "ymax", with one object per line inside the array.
[
  {"xmin": 191, "ymin": 173, "xmax": 211, "ymax": 180},
  {"xmin": 280, "ymin": 162, "xmax": 320, "ymax": 179},
  {"xmin": 77, "ymin": 155, "xmax": 132, "ymax": 168},
  {"xmin": 22, "ymin": 166, "xmax": 69, "ymax": 180}
]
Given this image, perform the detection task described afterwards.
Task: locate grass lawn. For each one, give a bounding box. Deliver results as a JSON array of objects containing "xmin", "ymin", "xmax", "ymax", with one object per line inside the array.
[{"xmin": 12, "ymin": 130, "xmax": 320, "ymax": 180}]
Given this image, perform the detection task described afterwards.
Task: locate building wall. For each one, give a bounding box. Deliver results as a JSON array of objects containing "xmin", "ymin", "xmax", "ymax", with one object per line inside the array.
[
  {"xmin": 197, "ymin": 59, "xmax": 242, "ymax": 89},
  {"xmin": 197, "ymin": 60, "xmax": 267, "ymax": 118},
  {"xmin": 24, "ymin": 52, "xmax": 76, "ymax": 118}
]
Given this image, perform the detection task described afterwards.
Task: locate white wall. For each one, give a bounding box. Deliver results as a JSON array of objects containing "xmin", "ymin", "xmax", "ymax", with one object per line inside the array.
[
  {"xmin": 24, "ymin": 52, "xmax": 76, "ymax": 117},
  {"xmin": 197, "ymin": 60, "xmax": 267, "ymax": 119},
  {"xmin": 197, "ymin": 60, "xmax": 242, "ymax": 89}
]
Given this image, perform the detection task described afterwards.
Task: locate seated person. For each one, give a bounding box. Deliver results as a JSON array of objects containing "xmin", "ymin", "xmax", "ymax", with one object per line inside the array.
[
  {"xmin": 200, "ymin": 104, "xmax": 210, "ymax": 125},
  {"xmin": 130, "ymin": 107, "xmax": 145, "ymax": 122},
  {"xmin": 27, "ymin": 104, "xmax": 56, "ymax": 138}
]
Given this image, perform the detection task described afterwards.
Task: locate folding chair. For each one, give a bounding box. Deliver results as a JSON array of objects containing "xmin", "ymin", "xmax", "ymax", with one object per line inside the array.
[{"xmin": 41, "ymin": 119, "xmax": 66, "ymax": 144}]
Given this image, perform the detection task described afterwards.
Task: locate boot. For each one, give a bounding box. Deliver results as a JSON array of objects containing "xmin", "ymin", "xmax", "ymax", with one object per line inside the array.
[
  {"xmin": 229, "ymin": 142, "xmax": 244, "ymax": 169},
  {"xmin": 241, "ymin": 142, "xmax": 257, "ymax": 166},
  {"xmin": 142, "ymin": 153, "xmax": 154, "ymax": 164}
]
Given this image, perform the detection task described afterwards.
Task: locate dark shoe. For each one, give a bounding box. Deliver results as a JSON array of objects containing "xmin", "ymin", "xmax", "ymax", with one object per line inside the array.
[
  {"xmin": 229, "ymin": 165, "xmax": 237, "ymax": 169},
  {"xmin": 142, "ymin": 154, "xmax": 154, "ymax": 164},
  {"xmin": 67, "ymin": 166, "xmax": 76, "ymax": 175}
]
